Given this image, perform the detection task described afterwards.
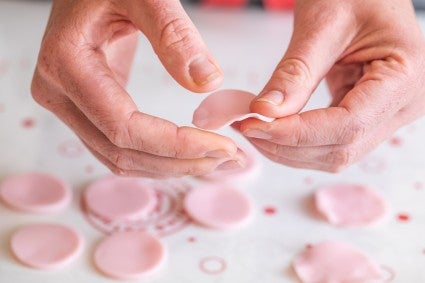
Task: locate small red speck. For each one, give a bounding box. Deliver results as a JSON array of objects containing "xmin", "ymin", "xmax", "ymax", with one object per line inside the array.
[
  {"xmin": 397, "ymin": 213, "xmax": 410, "ymax": 222},
  {"xmin": 305, "ymin": 243, "xmax": 313, "ymax": 249},
  {"xmin": 85, "ymin": 165, "xmax": 94, "ymax": 174},
  {"xmin": 389, "ymin": 136, "xmax": 403, "ymax": 147},
  {"xmin": 264, "ymin": 206, "xmax": 277, "ymax": 215},
  {"xmin": 188, "ymin": 237, "xmax": 196, "ymax": 243},
  {"xmin": 414, "ymin": 182, "xmax": 423, "ymax": 190},
  {"xmin": 21, "ymin": 118, "xmax": 35, "ymax": 128},
  {"xmin": 0, "ymin": 104, "xmax": 4, "ymax": 113},
  {"xmin": 304, "ymin": 176, "xmax": 314, "ymax": 185}
]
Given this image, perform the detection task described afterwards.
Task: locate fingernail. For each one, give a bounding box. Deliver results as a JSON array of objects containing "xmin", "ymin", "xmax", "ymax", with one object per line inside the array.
[
  {"xmin": 256, "ymin": 90, "xmax": 284, "ymax": 106},
  {"xmin": 204, "ymin": 149, "xmax": 231, "ymax": 158},
  {"xmin": 215, "ymin": 160, "xmax": 244, "ymax": 171},
  {"xmin": 215, "ymin": 148, "xmax": 247, "ymax": 171},
  {"xmin": 243, "ymin": 129, "xmax": 272, "ymax": 139},
  {"xmin": 189, "ymin": 56, "xmax": 221, "ymax": 86}
]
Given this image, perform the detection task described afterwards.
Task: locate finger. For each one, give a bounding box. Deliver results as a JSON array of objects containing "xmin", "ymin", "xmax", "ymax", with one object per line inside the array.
[
  {"xmin": 249, "ymin": 138, "xmax": 356, "ymax": 172},
  {"xmin": 247, "ymin": 110, "xmax": 407, "ymax": 172},
  {"xmin": 83, "ymin": 141, "xmax": 171, "ymax": 179},
  {"xmin": 125, "ymin": 0, "xmax": 223, "ymax": 92},
  {"xmin": 50, "ymin": 47, "xmax": 238, "ymax": 160},
  {"xmin": 243, "ymin": 58, "xmax": 410, "ymax": 147},
  {"xmin": 252, "ymin": 144, "xmax": 333, "ymax": 172},
  {"xmin": 32, "ymin": 74, "xmax": 241, "ymax": 177},
  {"xmin": 251, "ymin": 1, "xmax": 356, "ymax": 117},
  {"xmin": 241, "ymin": 108, "xmax": 355, "ymax": 147}
]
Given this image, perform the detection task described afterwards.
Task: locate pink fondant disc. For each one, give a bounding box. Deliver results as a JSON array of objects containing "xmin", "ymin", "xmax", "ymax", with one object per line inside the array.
[
  {"xmin": 192, "ymin": 89, "xmax": 274, "ymax": 130},
  {"xmin": 94, "ymin": 231, "xmax": 166, "ymax": 280},
  {"xmin": 0, "ymin": 172, "xmax": 71, "ymax": 213},
  {"xmin": 84, "ymin": 176, "xmax": 157, "ymax": 222},
  {"xmin": 293, "ymin": 241, "xmax": 384, "ymax": 283},
  {"xmin": 314, "ymin": 184, "xmax": 389, "ymax": 227},
  {"xmin": 11, "ymin": 223, "xmax": 83, "ymax": 270},
  {"xmin": 184, "ymin": 185, "xmax": 253, "ymax": 229}
]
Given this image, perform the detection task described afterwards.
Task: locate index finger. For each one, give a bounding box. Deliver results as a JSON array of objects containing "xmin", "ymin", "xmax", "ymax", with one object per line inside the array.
[{"xmin": 56, "ymin": 48, "xmax": 237, "ymax": 159}]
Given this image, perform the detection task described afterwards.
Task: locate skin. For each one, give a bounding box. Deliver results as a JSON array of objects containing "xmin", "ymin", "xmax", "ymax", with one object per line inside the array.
[
  {"xmin": 241, "ymin": 0, "xmax": 425, "ymax": 172},
  {"xmin": 32, "ymin": 0, "xmax": 425, "ymax": 176},
  {"xmin": 31, "ymin": 0, "xmax": 245, "ymax": 178}
]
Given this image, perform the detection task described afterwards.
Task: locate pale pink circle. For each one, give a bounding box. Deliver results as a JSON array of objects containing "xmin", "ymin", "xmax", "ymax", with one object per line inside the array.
[
  {"xmin": 192, "ymin": 89, "xmax": 274, "ymax": 130},
  {"xmin": 84, "ymin": 176, "xmax": 157, "ymax": 222},
  {"xmin": 81, "ymin": 178, "xmax": 192, "ymax": 236},
  {"xmin": 184, "ymin": 185, "xmax": 253, "ymax": 229},
  {"xmin": 315, "ymin": 184, "xmax": 389, "ymax": 227},
  {"xmin": 0, "ymin": 172, "xmax": 71, "ymax": 213},
  {"xmin": 11, "ymin": 223, "xmax": 83, "ymax": 270},
  {"xmin": 94, "ymin": 231, "xmax": 166, "ymax": 280},
  {"xmin": 293, "ymin": 241, "xmax": 385, "ymax": 283},
  {"xmin": 199, "ymin": 256, "xmax": 227, "ymax": 275}
]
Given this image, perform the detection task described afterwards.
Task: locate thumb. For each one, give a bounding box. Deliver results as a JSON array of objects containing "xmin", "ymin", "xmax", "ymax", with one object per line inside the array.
[
  {"xmin": 251, "ymin": 2, "xmax": 355, "ymax": 117},
  {"xmin": 126, "ymin": 0, "xmax": 223, "ymax": 93}
]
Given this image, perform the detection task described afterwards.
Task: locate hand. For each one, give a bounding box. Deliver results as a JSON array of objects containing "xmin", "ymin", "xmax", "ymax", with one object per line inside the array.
[
  {"xmin": 239, "ymin": 0, "xmax": 425, "ymax": 172},
  {"xmin": 31, "ymin": 0, "xmax": 243, "ymax": 178}
]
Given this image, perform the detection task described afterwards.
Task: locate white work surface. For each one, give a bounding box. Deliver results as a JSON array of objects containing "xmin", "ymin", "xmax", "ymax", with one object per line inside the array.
[{"xmin": 1, "ymin": 1, "xmax": 425, "ymax": 282}]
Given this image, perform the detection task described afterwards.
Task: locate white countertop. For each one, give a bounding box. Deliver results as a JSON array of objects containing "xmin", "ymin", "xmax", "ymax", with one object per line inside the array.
[{"xmin": 1, "ymin": 1, "xmax": 425, "ymax": 282}]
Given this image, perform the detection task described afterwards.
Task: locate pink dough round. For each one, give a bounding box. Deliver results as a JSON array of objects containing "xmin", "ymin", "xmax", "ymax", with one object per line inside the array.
[
  {"xmin": 192, "ymin": 89, "xmax": 274, "ymax": 130},
  {"xmin": 293, "ymin": 241, "xmax": 384, "ymax": 283},
  {"xmin": 84, "ymin": 176, "xmax": 157, "ymax": 222},
  {"xmin": 0, "ymin": 172, "xmax": 71, "ymax": 213},
  {"xmin": 11, "ymin": 223, "xmax": 83, "ymax": 270},
  {"xmin": 184, "ymin": 185, "xmax": 253, "ymax": 229},
  {"xmin": 314, "ymin": 184, "xmax": 389, "ymax": 227},
  {"xmin": 94, "ymin": 231, "xmax": 166, "ymax": 280}
]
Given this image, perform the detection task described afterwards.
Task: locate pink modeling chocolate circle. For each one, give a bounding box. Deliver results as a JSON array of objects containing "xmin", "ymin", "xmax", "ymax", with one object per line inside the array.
[
  {"xmin": 0, "ymin": 172, "xmax": 71, "ymax": 213},
  {"xmin": 94, "ymin": 231, "xmax": 166, "ymax": 280},
  {"xmin": 314, "ymin": 184, "xmax": 389, "ymax": 227},
  {"xmin": 84, "ymin": 176, "xmax": 157, "ymax": 222},
  {"xmin": 293, "ymin": 241, "xmax": 385, "ymax": 283},
  {"xmin": 192, "ymin": 89, "xmax": 275, "ymax": 130},
  {"xmin": 198, "ymin": 148, "xmax": 261, "ymax": 182},
  {"xmin": 184, "ymin": 185, "xmax": 252, "ymax": 229},
  {"xmin": 11, "ymin": 223, "xmax": 83, "ymax": 270}
]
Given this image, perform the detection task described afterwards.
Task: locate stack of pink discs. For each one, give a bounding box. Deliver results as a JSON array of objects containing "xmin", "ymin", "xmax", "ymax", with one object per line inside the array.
[
  {"xmin": 83, "ymin": 176, "xmax": 157, "ymax": 223},
  {"xmin": 84, "ymin": 176, "xmax": 167, "ymax": 280}
]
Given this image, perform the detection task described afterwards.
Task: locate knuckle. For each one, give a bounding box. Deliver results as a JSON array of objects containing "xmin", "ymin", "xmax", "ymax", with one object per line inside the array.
[
  {"xmin": 274, "ymin": 58, "xmax": 311, "ymax": 86},
  {"xmin": 105, "ymin": 112, "xmax": 137, "ymax": 149},
  {"xmin": 159, "ymin": 17, "xmax": 195, "ymax": 54},
  {"xmin": 108, "ymin": 150, "xmax": 133, "ymax": 171},
  {"xmin": 173, "ymin": 127, "xmax": 190, "ymax": 158},
  {"xmin": 338, "ymin": 118, "xmax": 366, "ymax": 144},
  {"xmin": 325, "ymin": 148, "xmax": 355, "ymax": 173}
]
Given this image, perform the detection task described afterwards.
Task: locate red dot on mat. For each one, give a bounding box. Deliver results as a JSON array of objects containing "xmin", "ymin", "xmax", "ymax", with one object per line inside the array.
[
  {"xmin": 305, "ymin": 243, "xmax": 313, "ymax": 249},
  {"xmin": 21, "ymin": 118, "xmax": 35, "ymax": 128},
  {"xmin": 397, "ymin": 213, "xmax": 410, "ymax": 222},
  {"xmin": 188, "ymin": 237, "xmax": 196, "ymax": 243},
  {"xmin": 389, "ymin": 136, "xmax": 403, "ymax": 147},
  {"xmin": 264, "ymin": 206, "xmax": 277, "ymax": 215},
  {"xmin": 414, "ymin": 182, "xmax": 423, "ymax": 190},
  {"xmin": 84, "ymin": 165, "xmax": 94, "ymax": 174}
]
